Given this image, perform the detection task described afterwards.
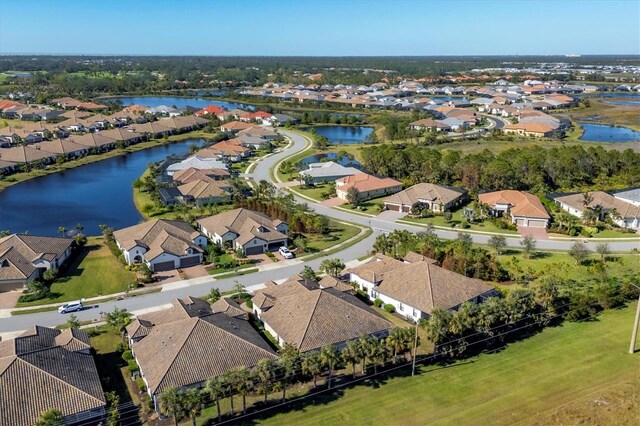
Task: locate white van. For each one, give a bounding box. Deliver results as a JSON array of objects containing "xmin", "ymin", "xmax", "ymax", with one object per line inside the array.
[{"xmin": 58, "ymin": 300, "xmax": 83, "ymax": 314}]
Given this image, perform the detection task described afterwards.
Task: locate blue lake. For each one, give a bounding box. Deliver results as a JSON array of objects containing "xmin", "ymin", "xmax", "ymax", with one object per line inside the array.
[
  {"xmin": 579, "ymin": 124, "xmax": 640, "ymax": 142},
  {"xmin": 301, "ymin": 126, "xmax": 375, "ymax": 144},
  {"xmin": 0, "ymin": 140, "xmax": 198, "ymax": 236},
  {"xmin": 297, "ymin": 152, "xmax": 363, "ymax": 169},
  {"xmin": 105, "ymin": 96, "xmax": 254, "ymax": 111}
]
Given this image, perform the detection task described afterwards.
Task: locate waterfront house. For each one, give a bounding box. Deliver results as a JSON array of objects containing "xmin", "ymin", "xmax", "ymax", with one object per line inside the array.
[
  {"xmin": 299, "ymin": 161, "xmax": 361, "ymax": 184},
  {"xmin": 335, "ymin": 173, "xmax": 402, "ymax": 202}
]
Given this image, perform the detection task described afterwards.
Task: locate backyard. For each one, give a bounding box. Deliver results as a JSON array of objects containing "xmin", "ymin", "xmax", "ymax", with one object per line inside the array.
[
  {"xmin": 16, "ymin": 237, "xmax": 136, "ymax": 307},
  {"xmin": 254, "ymin": 302, "xmax": 640, "ymax": 426}
]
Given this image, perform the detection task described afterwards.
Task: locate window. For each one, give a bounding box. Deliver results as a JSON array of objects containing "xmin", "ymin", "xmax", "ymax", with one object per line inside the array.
[
  {"xmin": 398, "ymin": 303, "xmax": 404, "ymax": 312},
  {"xmin": 413, "ymin": 309, "xmax": 418, "ymax": 317},
  {"xmin": 371, "ymin": 290, "xmax": 378, "ymax": 298}
]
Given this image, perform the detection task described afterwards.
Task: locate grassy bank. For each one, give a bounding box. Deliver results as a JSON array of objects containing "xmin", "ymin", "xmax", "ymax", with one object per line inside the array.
[
  {"xmin": 255, "ymin": 302, "xmax": 640, "ymax": 426},
  {"xmin": 0, "ymin": 130, "xmax": 215, "ymax": 191}
]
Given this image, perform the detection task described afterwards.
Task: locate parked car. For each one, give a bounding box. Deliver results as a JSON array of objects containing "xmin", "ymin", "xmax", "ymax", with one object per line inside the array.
[
  {"xmin": 278, "ymin": 246, "xmax": 294, "ymax": 259},
  {"xmin": 58, "ymin": 300, "xmax": 83, "ymax": 314}
]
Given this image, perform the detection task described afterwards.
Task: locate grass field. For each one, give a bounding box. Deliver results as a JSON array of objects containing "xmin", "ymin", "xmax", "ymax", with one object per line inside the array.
[
  {"xmin": 304, "ymin": 220, "xmax": 361, "ymax": 252},
  {"xmin": 16, "ymin": 238, "xmax": 136, "ymax": 307},
  {"xmin": 401, "ymin": 207, "xmax": 519, "ymax": 235},
  {"xmin": 255, "ymin": 302, "xmax": 640, "ymax": 426}
]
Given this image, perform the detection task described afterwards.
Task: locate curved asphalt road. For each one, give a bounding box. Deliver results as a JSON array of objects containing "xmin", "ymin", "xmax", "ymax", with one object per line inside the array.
[{"xmin": 2, "ymin": 130, "xmax": 636, "ymax": 334}]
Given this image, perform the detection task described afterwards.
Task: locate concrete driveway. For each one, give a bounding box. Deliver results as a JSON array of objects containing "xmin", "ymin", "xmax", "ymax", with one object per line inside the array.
[
  {"xmin": 0, "ymin": 290, "xmax": 22, "ymax": 309},
  {"xmin": 152, "ymin": 269, "xmax": 181, "ymax": 284},
  {"xmin": 518, "ymin": 226, "xmax": 549, "ymax": 240},
  {"xmin": 321, "ymin": 197, "xmax": 347, "ymax": 207},
  {"xmin": 377, "ymin": 210, "xmax": 407, "ymax": 221},
  {"xmin": 181, "ymin": 264, "xmax": 209, "ymax": 279}
]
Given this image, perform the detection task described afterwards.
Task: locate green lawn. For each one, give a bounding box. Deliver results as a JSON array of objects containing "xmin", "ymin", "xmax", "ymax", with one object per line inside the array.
[
  {"xmin": 304, "ymin": 220, "xmax": 360, "ymax": 252},
  {"xmin": 256, "ymin": 302, "xmax": 640, "ymax": 426},
  {"xmin": 294, "ymin": 184, "xmax": 331, "ymax": 202},
  {"xmin": 90, "ymin": 326, "xmax": 136, "ymax": 403},
  {"xmin": 16, "ymin": 238, "xmax": 136, "ymax": 307},
  {"xmin": 402, "ymin": 207, "xmax": 519, "ymax": 234}
]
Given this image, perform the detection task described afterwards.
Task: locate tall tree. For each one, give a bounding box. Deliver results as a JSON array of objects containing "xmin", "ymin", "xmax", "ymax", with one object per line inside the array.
[
  {"xmin": 158, "ymin": 388, "xmax": 183, "ymax": 426},
  {"xmin": 342, "ymin": 339, "xmax": 362, "ymax": 378},
  {"xmin": 300, "ymin": 265, "xmax": 319, "ymax": 281},
  {"xmin": 205, "ymin": 376, "xmax": 225, "ymax": 423},
  {"xmin": 520, "ymin": 235, "xmax": 536, "ymax": 259},
  {"xmin": 302, "ymin": 351, "xmax": 323, "ymax": 387},
  {"xmin": 278, "ymin": 343, "xmax": 301, "ymax": 402},
  {"xmin": 319, "ymin": 258, "xmax": 346, "ymax": 277},
  {"xmin": 595, "ymin": 242, "xmax": 610, "ymax": 263},
  {"xmin": 255, "ymin": 358, "xmax": 276, "ymax": 403},
  {"xmin": 320, "ymin": 345, "xmax": 340, "ymax": 389},
  {"xmin": 182, "ymin": 388, "xmax": 204, "ymax": 426},
  {"xmin": 35, "ymin": 409, "xmax": 63, "ymax": 426},
  {"xmin": 569, "ymin": 241, "xmax": 591, "ymax": 265},
  {"xmin": 346, "ymin": 186, "xmax": 361, "ymax": 207},
  {"xmin": 488, "ymin": 234, "xmax": 506, "ymax": 255}
]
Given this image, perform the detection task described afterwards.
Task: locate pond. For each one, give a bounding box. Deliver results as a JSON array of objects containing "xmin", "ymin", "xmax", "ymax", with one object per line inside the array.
[
  {"xmin": 104, "ymin": 96, "xmax": 254, "ymax": 111},
  {"xmin": 297, "ymin": 152, "xmax": 363, "ymax": 169},
  {"xmin": 301, "ymin": 125, "xmax": 375, "ymax": 144},
  {"xmin": 0, "ymin": 140, "xmax": 198, "ymax": 236},
  {"xmin": 579, "ymin": 124, "xmax": 640, "ymax": 142}
]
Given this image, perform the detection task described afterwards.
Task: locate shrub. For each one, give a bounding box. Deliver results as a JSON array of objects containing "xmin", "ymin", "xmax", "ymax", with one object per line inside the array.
[
  {"xmin": 443, "ymin": 211, "xmax": 453, "ymax": 222},
  {"xmin": 127, "ymin": 360, "xmax": 139, "ymax": 375},
  {"xmin": 121, "ymin": 350, "xmax": 134, "ymax": 362},
  {"xmin": 115, "ymin": 342, "xmax": 127, "ymax": 353},
  {"xmin": 384, "ymin": 304, "xmax": 396, "ymax": 313},
  {"xmin": 136, "ymin": 377, "xmax": 146, "ymax": 392},
  {"xmin": 460, "ymin": 220, "xmax": 470, "ymax": 229},
  {"xmin": 246, "ymin": 300, "xmax": 253, "ymax": 309},
  {"xmin": 374, "ymin": 298, "xmax": 383, "ymax": 307},
  {"xmin": 580, "ymin": 228, "xmax": 592, "ymax": 238}
]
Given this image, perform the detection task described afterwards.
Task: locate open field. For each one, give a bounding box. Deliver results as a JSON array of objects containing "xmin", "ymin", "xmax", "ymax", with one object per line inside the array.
[
  {"xmin": 255, "ymin": 302, "xmax": 640, "ymax": 426},
  {"xmin": 303, "ymin": 220, "xmax": 360, "ymax": 252},
  {"xmin": 15, "ymin": 237, "xmax": 136, "ymax": 307},
  {"xmin": 559, "ymin": 98, "xmax": 640, "ymax": 132}
]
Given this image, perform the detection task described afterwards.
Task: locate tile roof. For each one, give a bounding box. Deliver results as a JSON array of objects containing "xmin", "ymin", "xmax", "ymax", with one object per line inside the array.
[
  {"xmin": 336, "ymin": 173, "xmax": 402, "ymax": 193},
  {"xmin": 197, "ymin": 208, "xmax": 287, "ymax": 245},
  {"xmin": 384, "ymin": 183, "xmax": 465, "ymax": 207},
  {"xmin": 256, "ymin": 282, "xmax": 393, "ymax": 353},
  {"xmin": 346, "ymin": 253, "xmax": 406, "ymax": 283},
  {"xmin": 554, "ymin": 191, "xmax": 640, "ymax": 218},
  {"xmin": 0, "ymin": 326, "xmax": 104, "ymax": 426},
  {"xmin": 478, "ymin": 190, "xmax": 550, "ymax": 219},
  {"xmin": 172, "ymin": 167, "xmax": 230, "ymax": 184},
  {"xmin": 177, "ymin": 180, "xmax": 232, "ymax": 200},
  {"xmin": 132, "ymin": 313, "xmax": 276, "ymax": 395},
  {"xmin": 112, "ymin": 219, "xmax": 204, "ymax": 257},
  {"xmin": 372, "ymin": 261, "xmax": 497, "ymax": 314},
  {"xmin": 0, "ymin": 234, "xmax": 73, "ymax": 282}
]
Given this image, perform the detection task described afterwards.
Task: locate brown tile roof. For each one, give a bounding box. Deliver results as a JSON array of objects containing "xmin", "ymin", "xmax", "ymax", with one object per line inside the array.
[
  {"xmin": 197, "ymin": 208, "xmax": 287, "ymax": 245},
  {"xmin": 128, "ymin": 121, "xmax": 174, "ymax": 135},
  {"xmin": 554, "ymin": 191, "xmax": 640, "ymax": 218},
  {"xmin": 99, "ymin": 127, "xmax": 144, "ymax": 142},
  {"xmin": 384, "ymin": 183, "xmax": 465, "ymax": 207},
  {"xmin": 318, "ymin": 276, "xmax": 354, "ymax": 293},
  {"xmin": 177, "ymin": 180, "xmax": 232, "ymax": 200},
  {"xmin": 0, "ymin": 326, "xmax": 104, "ymax": 426},
  {"xmin": 0, "ymin": 235, "xmax": 73, "ymax": 282},
  {"xmin": 132, "ymin": 313, "xmax": 276, "ymax": 395},
  {"xmin": 0, "ymin": 145, "xmax": 56, "ymax": 163},
  {"xmin": 337, "ymin": 173, "xmax": 402, "ymax": 193},
  {"xmin": 70, "ymin": 132, "xmax": 117, "ymax": 148},
  {"xmin": 346, "ymin": 254, "xmax": 406, "ymax": 283},
  {"xmin": 504, "ymin": 121, "xmax": 558, "ymax": 134},
  {"xmin": 211, "ymin": 297, "xmax": 247, "ymax": 318},
  {"xmin": 257, "ymin": 283, "xmax": 393, "ymax": 352},
  {"xmin": 31, "ymin": 139, "xmax": 88, "ymax": 155},
  {"xmin": 403, "ymin": 251, "xmax": 438, "ymax": 264},
  {"xmin": 172, "ymin": 167, "xmax": 230, "ymax": 184},
  {"xmin": 126, "ymin": 296, "xmax": 213, "ymax": 340},
  {"xmin": 478, "ymin": 190, "xmax": 550, "ymax": 219},
  {"xmin": 375, "ymin": 261, "xmax": 497, "ymax": 314},
  {"xmin": 113, "ymin": 219, "xmax": 204, "ymax": 259},
  {"xmin": 220, "ymin": 121, "xmax": 257, "ymax": 132}
]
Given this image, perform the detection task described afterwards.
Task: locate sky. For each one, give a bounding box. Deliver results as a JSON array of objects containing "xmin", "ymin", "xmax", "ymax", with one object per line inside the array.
[{"xmin": 1, "ymin": 0, "xmax": 639, "ymax": 56}]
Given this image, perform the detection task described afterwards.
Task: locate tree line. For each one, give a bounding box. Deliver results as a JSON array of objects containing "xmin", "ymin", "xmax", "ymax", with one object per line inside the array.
[{"xmin": 359, "ymin": 144, "xmax": 640, "ymax": 195}]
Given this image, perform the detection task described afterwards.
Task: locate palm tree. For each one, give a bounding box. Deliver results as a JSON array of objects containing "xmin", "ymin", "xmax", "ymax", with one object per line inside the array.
[
  {"xmin": 277, "ymin": 355, "xmax": 297, "ymax": 402},
  {"xmin": 205, "ymin": 376, "xmax": 225, "ymax": 423},
  {"xmin": 342, "ymin": 340, "xmax": 362, "ymax": 378},
  {"xmin": 302, "ymin": 351, "xmax": 323, "ymax": 387},
  {"xmin": 358, "ymin": 334, "xmax": 376, "ymax": 374},
  {"xmin": 221, "ymin": 370, "xmax": 236, "ymax": 415},
  {"xmin": 158, "ymin": 387, "xmax": 183, "ymax": 426},
  {"xmin": 231, "ymin": 366, "xmax": 253, "ymax": 414},
  {"xmin": 58, "ymin": 226, "xmax": 66, "ymax": 237},
  {"xmin": 320, "ymin": 345, "xmax": 340, "ymax": 389},
  {"xmin": 182, "ymin": 388, "xmax": 204, "ymax": 426},
  {"xmin": 255, "ymin": 358, "xmax": 276, "ymax": 403},
  {"xmin": 35, "ymin": 409, "xmax": 63, "ymax": 426},
  {"xmin": 385, "ymin": 327, "xmax": 407, "ymax": 363},
  {"xmin": 370, "ymin": 338, "xmax": 388, "ymax": 374}
]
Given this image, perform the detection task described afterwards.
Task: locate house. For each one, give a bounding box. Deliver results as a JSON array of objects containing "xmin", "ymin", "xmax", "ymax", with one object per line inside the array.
[
  {"xmin": 409, "ymin": 118, "xmax": 451, "ymax": 131},
  {"xmin": 271, "ymin": 113, "xmax": 299, "ymax": 126},
  {"xmin": 299, "ymin": 161, "xmax": 361, "ymax": 184},
  {"xmin": 166, "ymin": 155, "xmax": 228, "ymax": 176},
  {"xmin": 612, "ymin": 187, "xmax": 640, "ymax": 207},
  {"xmin": 335, "ymin": 173, "xmax": 403, "ymax": 202},
  {"xmin": 176, "ymin": 180, "xmax": 232, "ymax": 205},
  {"xmin": 237, "ymin": 126, "xmax": 279, "ymax": 140},
  {"xmin": 347, "ymin": 253, "xmax": 499, "ymax": 322},
  {"xmin": 504, "ymin": 121, "xmax": 558, "ymax": 137},
  {"xmin": 146, "ymin": 105, "xmax": 180, "ymax": 117},
  {"xmin": 0, "ymin": 326, "xmax": 106, "ymax": 426},
  {"xmin": 197, "ymin": 208, "xmax": 288, "ymax": 255},
  {"xmin": 252, "ymin": 275, "xmax": 393, "ymax": 352},
  {"xmin": 383, "ymin": 183, "xmax": 466, "ymax": 213},
  {"xmin": 113, "ymin": 219, "xmax": 207, "ymax": 271},
  {"xmin": 553, "ymin": 191, "xmax": 640, "ymax": 230},
  {"xmin": 0, "ymin": 234, "xmax": 74, "ymax": 291},
  {"xmin": 194, "ymin": 104, "xmax": 226, "ymax": 117},
  {"xmin": 208, "ymin": 139, "xmax": 251, "ymax": 161},
  {"xmin": 478, "ymin": 190, "xmax": 550, "ymax": 228},
  {"xmin": 31, "ymin": 139, "xmax": 89, "ymax": 158},
  {"xmin": 236, "ymin": 134, "xmax": 270, "ymax": 150},
  {"xmin": 128, "ymin": 296, "xmax": 276, "ymax": 412},
  {"xmin": 51, "ymin": 97, "xmax": 84, "ymax": 109},
  {"xmin": 172, "ymin": 167, "xmax": 230, "ymax": 183},
  {"xmin": 220, "ymin": 120, "xmax": 258, "ymax": 134}
]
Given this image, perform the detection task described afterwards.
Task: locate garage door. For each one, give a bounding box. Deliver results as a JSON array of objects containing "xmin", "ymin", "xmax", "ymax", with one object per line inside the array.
[
  {"xmin": 385, "ymin": 203, "xmax": 400, "ymax": 212},
  {"xmin": 153, "ymin": 261, "xmax": 175, "ymax": 272},
  {"xmin": 527, "ymin": 219, "xmax": 547, "ymax": 228},
  {"xmin": 180, "ymin": 256, "xmax": 201, "ymax": 268},
  {"xmin": 244, "ymin": 246, "xmax": 263, "ymax": 255},
  {"xmin": 268, "ymin": 241, "xmax": 285, "ymax": 251},
  {"xmin": 402, "ymin": 205, "xmax": 412, "ymax": 213},
  {"xmin": 515, "ymin": 218, "xmax": 526, "ymax": 226}
]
